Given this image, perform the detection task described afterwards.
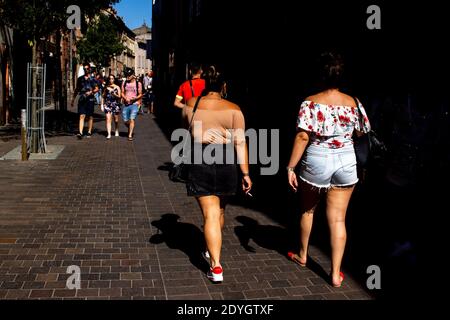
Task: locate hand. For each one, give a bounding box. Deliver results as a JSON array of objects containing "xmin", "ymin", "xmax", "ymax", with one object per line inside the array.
[
  {"xmin": 242, "ymin": 176, "xmax": 252, "ymax": 195},
  {"xmin": 288, "ymin": 170, "xmax": 298, "ymax": 192}
]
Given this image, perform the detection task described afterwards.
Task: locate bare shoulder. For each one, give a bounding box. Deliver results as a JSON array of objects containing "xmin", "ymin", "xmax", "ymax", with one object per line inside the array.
[
  {"xmin": 305, "ymin": 94, "xmax": 319, "ymax": 102},
  {"xmin": 307, "ymin": 91, "xmax": 359, "ymax": 107},
  {"xmin": 340, "ymin": 92, "xmax": 360, "ymax": 107},
  {"xmin": 223, "ymin": 100, "xmax": 241, "ymax": 112}
]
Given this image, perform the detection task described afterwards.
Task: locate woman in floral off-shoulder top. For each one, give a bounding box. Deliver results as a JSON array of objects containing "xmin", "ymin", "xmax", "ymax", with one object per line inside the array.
[{"xmin": 286, "ymin": 52, "xmax": 371, "ymax": 288}]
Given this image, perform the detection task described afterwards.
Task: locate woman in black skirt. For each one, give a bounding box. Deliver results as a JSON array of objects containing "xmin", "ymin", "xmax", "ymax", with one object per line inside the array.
[{"xmin": 183, "ymin": 66, "xmax": 252, "ymax": 282}]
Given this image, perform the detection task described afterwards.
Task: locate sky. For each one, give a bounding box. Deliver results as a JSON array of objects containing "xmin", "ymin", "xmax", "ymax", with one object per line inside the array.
[{"xmin": 113, "ymin": 0, "xmax": 152, "ymax": 30}]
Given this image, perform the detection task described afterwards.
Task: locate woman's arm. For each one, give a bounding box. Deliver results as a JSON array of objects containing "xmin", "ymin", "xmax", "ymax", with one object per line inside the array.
[
  {"xmin": 115, "ymin": 85, "xmax": 121, "ymax": 99},
  {"xmin": 287, "ymin": 130, "xmax": 310, "ymax": 169},
  {"xmin": 287, "ymin": 130, "xmax": 310, "ymax": 192},
  {"xmin": 232, "ymin": 110, "xmax": 252, "ymax": 194},
  {"xmin": 235, "ymin": 137, "xmax": 249, "ymax": 175},
  {"xmin": 232, "ymin": 111, "xmax": 248, "ymax": 174}
]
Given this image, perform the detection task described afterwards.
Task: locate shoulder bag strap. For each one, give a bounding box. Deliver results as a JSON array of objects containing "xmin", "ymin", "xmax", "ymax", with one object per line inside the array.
[
  {"xmin": 189, "ymin": 80, "xmax": 195, "ymax": 98},
  {"xmin": 179, "ymin": 96, "xmax": 202, "ymax": 159},
  {"xmin": 187, "ymin": 96, "xmax": 202, "ymax": 131}
]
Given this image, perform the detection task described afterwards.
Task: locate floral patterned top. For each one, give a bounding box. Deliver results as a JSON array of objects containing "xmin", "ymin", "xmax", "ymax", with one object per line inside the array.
[{"xmin": 297, "ymin": 100, "xmax": 371, "ymax": 149}]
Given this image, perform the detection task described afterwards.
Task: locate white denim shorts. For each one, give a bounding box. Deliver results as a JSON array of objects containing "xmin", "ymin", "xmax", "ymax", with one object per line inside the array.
[{"xmin": 299, "ymin": 144, "xmax": 359, "ymax": 189}]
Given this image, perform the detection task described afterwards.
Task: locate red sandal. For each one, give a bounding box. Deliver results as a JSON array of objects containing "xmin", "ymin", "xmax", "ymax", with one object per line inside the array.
[{"xmin": 287, "ymin": 252, "xmax": 307, "ymax": 267}]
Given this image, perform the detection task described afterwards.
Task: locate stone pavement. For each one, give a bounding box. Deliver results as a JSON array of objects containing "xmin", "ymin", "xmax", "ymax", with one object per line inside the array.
[{"xmin": 0, "ymin": 110, "xmax": 373, "ymax": 300}]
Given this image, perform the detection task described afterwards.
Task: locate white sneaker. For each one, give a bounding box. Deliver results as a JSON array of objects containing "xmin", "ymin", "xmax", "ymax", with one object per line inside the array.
[
  {"xmin": 115, "ymin": 131, "xmax": 119, "ymax": 137},
  {"xmin": 207, "ymin": 266, "xmax": 223, "ymax": 283}
]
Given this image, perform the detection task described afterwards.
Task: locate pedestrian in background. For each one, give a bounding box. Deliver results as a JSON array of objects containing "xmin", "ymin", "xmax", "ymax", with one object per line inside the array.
[
  {"xmin": 101, "ymin": 74, "xmax": 121, "ymax": 139},
  {"xmin": 72, "ymin": 63, "xmax": 99, "ymax": 139},
  {"xmin": 143, "ymin": 70, "xmax": 154, "ymax": 114},
  {"xmin": 286, "ymin": 51, "xmax": 371, "ymax": 287},
  {"xmin": 174, "ymin": 62, "xmax": 205, "ymax": 109},
  {"xmin": 121, "ymin": 69, "xmax": 143, "ymax": 141}
]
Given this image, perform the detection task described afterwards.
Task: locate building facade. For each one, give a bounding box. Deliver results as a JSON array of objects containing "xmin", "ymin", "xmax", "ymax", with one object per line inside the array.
[
  {"xmin": 133, "ymin": 23, "xmax": 152, "ymax": 77},
  {"xmin": 101, "ymin": 7, "xmax": 136, "ymax": 78}
]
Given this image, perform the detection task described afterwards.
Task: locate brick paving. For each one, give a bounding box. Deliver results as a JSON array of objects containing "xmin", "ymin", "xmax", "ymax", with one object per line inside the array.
[{"xmin": 0, "ymin": 110, "xmax": 373, "ymax": 300}]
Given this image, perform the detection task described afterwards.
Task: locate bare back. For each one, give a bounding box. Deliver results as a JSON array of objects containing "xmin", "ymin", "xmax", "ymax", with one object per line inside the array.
[
  {"xmin": 306, "ymin": 90, "xmax": 358, "ymax": 108},
  {"xmin": 183, "ymin": 96, "xmax": 245, "ymax": 144}
]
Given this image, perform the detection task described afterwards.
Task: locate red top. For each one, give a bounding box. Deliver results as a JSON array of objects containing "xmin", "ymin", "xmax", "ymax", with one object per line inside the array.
[{"xmin": 176, "ymin": 78, "xmax": 205, "ymax": 102}]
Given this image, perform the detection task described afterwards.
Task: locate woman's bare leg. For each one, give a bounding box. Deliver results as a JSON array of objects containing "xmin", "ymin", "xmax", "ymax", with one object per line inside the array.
[
  {"xmin": 114, "ymin": 114, "xmax": 119, "ymax": 134},
  {"xmin": 219, "ymin": 197, "xmax": 228, "ymax": 230},
  {"xmin": 297, "ymin": 180, "xmax": 322, "ymax": 264},
  {"xmin": 197, "ymin": 196, "xmax": 222, "ymax": 268},
  {"xmin": 326, "ymin": 186, "xmax": 355, "ymax": 286},
  {"xmin": 106, "ymin": 113, "xmax": 112, "ymax": 137}
]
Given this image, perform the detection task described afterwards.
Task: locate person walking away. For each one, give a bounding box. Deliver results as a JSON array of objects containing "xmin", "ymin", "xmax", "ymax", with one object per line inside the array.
[
  {"xmin": 143, "ymin": 70, "xmax": 154, "ymax": 114},
  {"xmin": 72, "ymin": 63, "xmax": 99, "ymax": 139},
  {"xmin": 286, "ymin": 52, "xmax": 371, "ymax": 287},
  {"xmin": 182, "ymin": 66, "xmax": 252, "ymax": 282},
  {"xmin": 121, "ymin": 69, "xmax": 143, "ymax": 141},
  {"xmin": 174, "ymin": 62, "xmax": 205, "ymax": 109},
  {"xmin": 101, "ymin": 74, "xmax": 121, "ymax": 139}
]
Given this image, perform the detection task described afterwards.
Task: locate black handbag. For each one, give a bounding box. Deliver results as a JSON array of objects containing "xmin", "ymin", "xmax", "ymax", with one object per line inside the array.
[
  {"xmin": 169, "ymin": 96, "xmax": 202, "ymax": 183},
  {"xmin": 353, "ymin": 97, "xmax": 387, "ymax": 169}
]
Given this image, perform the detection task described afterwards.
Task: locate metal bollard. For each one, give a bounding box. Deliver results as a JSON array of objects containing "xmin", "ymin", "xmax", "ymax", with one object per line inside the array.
[{"xmin": 21, "ymin": 109, "xmax": 27, "ymax": 161}]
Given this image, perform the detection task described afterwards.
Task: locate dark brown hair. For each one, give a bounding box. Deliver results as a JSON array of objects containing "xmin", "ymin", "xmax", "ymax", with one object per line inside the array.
[
  {"xmin": 318, "ymin": 51, "xmax": 345, "ymax": 90},
  {"xmin": 203, "ymin": 65, "xmax": 225, "ymax": 94}
]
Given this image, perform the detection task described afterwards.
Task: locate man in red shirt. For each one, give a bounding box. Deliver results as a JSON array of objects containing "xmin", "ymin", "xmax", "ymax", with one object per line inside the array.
[{"xmin": 173, "ymin": 63, "xmax": 205, "ymax": 109}]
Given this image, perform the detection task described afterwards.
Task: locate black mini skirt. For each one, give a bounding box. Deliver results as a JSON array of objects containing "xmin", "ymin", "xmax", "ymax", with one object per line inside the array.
[{"xmin": 186, "ymin": 143, "xmax": 239, "ymax": 197}]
